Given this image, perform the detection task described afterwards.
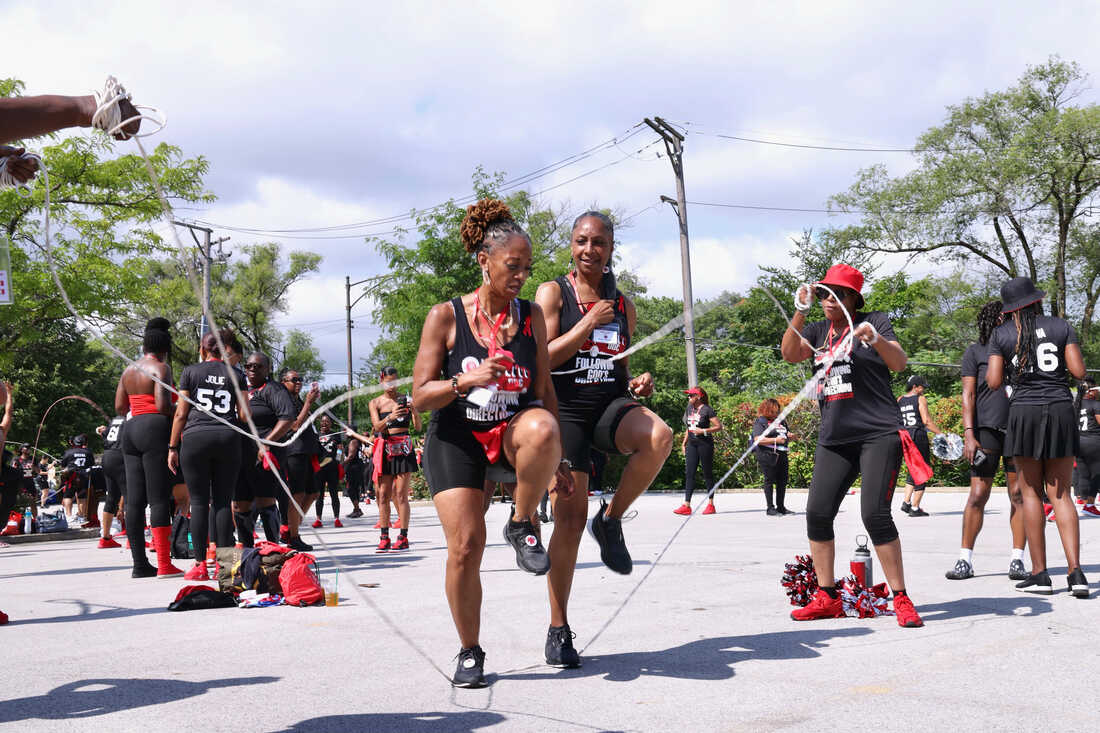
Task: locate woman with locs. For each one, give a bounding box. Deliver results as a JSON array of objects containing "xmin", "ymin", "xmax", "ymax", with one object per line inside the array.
[
  {"xmin": 412, "ymin": 198, "xmax": 572, "ymax": 688},
  {"xmin": 115, "ymin": 318, "xmax": 184, "ymax": 578},
  {"xmin": 675, "ymin": 387, "xmax": 722, "ymax": 516},
  {"xmin": 369, "ymin": 367, "xmax": 422, "ymax": 550},
  {"xmin": 986, "ymin": 277, "xmax": 1090, "ymax": 597},
  {"xmin": 780, "ymin": 264, "xmax": 926, "ymax": 628},
  {"xmin": 945, "ymin": 301, "xmax": 1028, "ymax": 581},
  {"xmin": 752, "ymin": 398, "xmax": 794, "ymax": 515},
  {"xmin": 168, "ymin": 332, "xmax": 250, "ymax": 580},
  {"xmin": 535, "ymin": 211, "xmax": 673, "ymax": 668}
]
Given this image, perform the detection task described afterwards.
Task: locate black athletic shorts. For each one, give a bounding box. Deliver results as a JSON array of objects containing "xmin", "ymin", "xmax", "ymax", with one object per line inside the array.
[
  {"xmin": 1005, "ymin": 401, "xmax": 1078, "ymax": 460},
  {"xmin": 971, "ymin": 427, "xmax": 1017, "ymax": 478},
  {"xmin": 422, "ymin": 417, "xmax": 513, "ymax": 497},
  {"xmin": 234, "ymin": 450, "xmax": 287, "ymax": 502},
  {"xmin": 558, "ymin": 396, "xmax": 641, "ymax": 471},
  {"xmin": 61, "ymin": 471, "xmax": 87, "ymax": 500}
]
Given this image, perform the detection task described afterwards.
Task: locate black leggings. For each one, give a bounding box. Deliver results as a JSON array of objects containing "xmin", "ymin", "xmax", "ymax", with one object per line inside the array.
[
  {"xmin": 1076, "ymin": 436, "xmax": 1100, "ymax": 501},
  {"xmin": 314, "ymin": 462, "xmax": 340, "ymax": 517},
  {"xmin": 101, "ymin": 449, "xmax": 125, "ymax": 515},
  {"xmin": 806, "ymin": 432, "xmax": 901, "ymax": 546},
  {"xmin": 345, "ymin": 461, "xmax": 363, "ymax": 504},
  {"xmin": 122, "ymin": 413, "xmax": 172, "ymax": 563},
  {"xmin": 181, "ymin": 429, "xmax": 241, "ymax": 555},
  {"xmin": 758, "ymin": 452, "xmax": 789, "ymax": 509},
  {"xmin": 684, "ymin": 439, "xmax": 714, "ymax": 503}
]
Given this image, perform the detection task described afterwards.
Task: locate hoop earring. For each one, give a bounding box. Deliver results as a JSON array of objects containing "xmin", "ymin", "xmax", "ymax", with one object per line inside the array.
[{"xmin": 602, "ymin": 266, "xmax": 610, "ymax": 274}]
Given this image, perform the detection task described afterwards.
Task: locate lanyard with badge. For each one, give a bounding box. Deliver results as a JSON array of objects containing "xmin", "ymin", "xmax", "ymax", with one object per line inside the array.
[{"xmin": 569, "ymin": 271, "xmax": 621, "ymax": 351}]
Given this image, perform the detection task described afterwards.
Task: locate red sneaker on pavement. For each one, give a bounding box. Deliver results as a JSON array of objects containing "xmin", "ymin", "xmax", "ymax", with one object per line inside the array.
[
  {"xmin": 184, "ymin": 562, "xmax": 209, "ymax": 581},
  {"xmin": 97, "ymin": 536, "xmax": 121, "ymax": 549},
  {"xmin": 392, "ymin": 535, "xmax": 409, "ymax": 550},
  {"xmin": 893, "ymin": 593, "xmax": 923, "ymax": 628},
  {"xmin": 0, "ymin": 609, "xmax": 7, "ymax": 625},
  {"xmin": 373, "ymin": 519, "xmax": 382, "ymax": 529},
  {"xmin": 279, "ymin": 525, "xmax": 290, "ymax": 542},
  {"xmin": 1083, "ymin": 504, "xmax": 1100, "ymax": 517},
  {"xmin": 1044, "ymin": 504, "xmax": 1055, "ymax": 522},
  {"xmin": 701, "ymin": 503, "xmax": 716, "ymax": 515},
  {"xmin": 1077, "ymin": 497, "xmax": 1086, "ymax": 505},
  {"xmin": 377, "ymin": 536, "xmax": 391, "ymax": 552},
  {"xmin": 790, "ymin": 589, "xmax": 845, "ymax": 621},
  {"xmin": 673, "ymin": 504, "xmax": 691, "ymax": 516},
  {"xmin": 333, "ymin": 519, "xmax": 344, "ymax": 528},
  {"xmin": 311, "ymin": 519, "xmax": 323, "ymax": 529}
]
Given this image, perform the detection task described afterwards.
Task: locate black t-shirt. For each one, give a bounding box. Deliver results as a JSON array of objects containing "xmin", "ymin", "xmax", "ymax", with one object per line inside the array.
[
  {"xmin": 960, "ymin": 342, "xmax": 1009, "ymax": 431},
  {"xmin": 103, "ymin": 416, "xmax": 125, "ymax": 452},
  {"xmin": 684, "ymin": 404, "xmax": 717, "ymax": 444},
  {"xmin": 14, "ymin": 456, "xmax": 36, "ymax": 479},
  {"xmin": 802, "ymin": 311, "xmax": 901, "ymax": 446},
  {"xmin": 248, "ymin": 379, "xmax": 298, "ymax": 458},
  {"xmin": 180, "ymin": 360, "xmax": 246, "ymax": 435},
  {"xmin": 897, "ymin": 394, "xmax": 924, "ymax": 433},
  {"xmin": 989, "ymin": 316, "xmax": 1077, "ymax": 405},
  {"xmin": 61, "ymin": 447, "xmax": 94, "ymax": 471},
  {"xmin": 285, "ymin": 393, "xmax": 321, "ymax": 457},
  {"xmin": 318, "ymin": 432, "xmax": 342, "ymax": 463},
  {"xmin": 752, "ymin": 416, "xmax": 789, "ymax": 454},
  {"xmin": 1079, "ymin": 398, "xmax": 1100, "ymax": 438}
]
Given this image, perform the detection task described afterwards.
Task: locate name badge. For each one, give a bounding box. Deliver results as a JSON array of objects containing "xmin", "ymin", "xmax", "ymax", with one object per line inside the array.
[
  {"xmin": 593, "ymin": 325, "xmax": 620, "ymax": 348},
  {"xmin": 466, "ymin": 386, "xmax": 495, "ymax": 409}
]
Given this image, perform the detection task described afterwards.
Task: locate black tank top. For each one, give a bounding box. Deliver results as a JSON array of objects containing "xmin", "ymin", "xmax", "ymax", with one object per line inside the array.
[
  {"xmin": 378, "ymin": 399, "xmax": 412, "ymax": 431},
  {"xmin": 551, "ymin": 273, "xmax": 630, "ymax": 411},
  {"xmin": 898, "ymin": 394, "xmax": 924, "ymax": 432},
  {"xmin": 435, "ymin": 296, "xmax": 538, "ymax": 432}
]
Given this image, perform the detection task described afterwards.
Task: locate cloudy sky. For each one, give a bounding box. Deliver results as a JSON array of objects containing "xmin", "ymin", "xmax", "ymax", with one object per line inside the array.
[{"xmin": 9, "ymin": 1, "xmax": 1100, "ymax": 383}]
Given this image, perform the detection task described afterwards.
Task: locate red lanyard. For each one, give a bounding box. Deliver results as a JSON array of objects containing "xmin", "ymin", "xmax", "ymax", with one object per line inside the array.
[
  {"xmin": 473, "ymin": 289, "xmax": 512, "ymax": 357},
  {"xmin": 568, "ymin": 271, "xmax": 598, "ymax": 314},
  {"xmin": 825, "ymin": 323, "xmax": 850, "ymax": 354}
]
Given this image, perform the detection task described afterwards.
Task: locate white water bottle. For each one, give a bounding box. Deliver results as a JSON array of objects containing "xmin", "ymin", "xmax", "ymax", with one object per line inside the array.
[{"xmin": 23, "ymin": 506, "xmax": 33, "ymax": 534}]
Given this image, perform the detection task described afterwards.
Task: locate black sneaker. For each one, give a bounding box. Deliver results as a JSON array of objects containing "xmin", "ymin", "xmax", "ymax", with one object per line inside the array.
[
  {"xmin": 588, "ymin": 501, "xmax": 632, "ymax": 574},
  {"xmin": 766, "ymin": 507, "xmax": 778, "ymax": 516},
  {"xmin": 131, "ymin": 561, "xmax": 157, "ymax": 579},
  {"xmin": 1008, "ymin": 559, "xmax": 1029, "ymax": 581},
  {"xmin": 777, "ymin": 507, "xmax": 795, "ymax": 515},
  {"xmin": 945, "ymin": 559, "xmax": 973, "ymax": 580},
  {"xmin": 545, "ymin": 624, "xmax": 581, "ymax": 668},
  {"xmin": 503, "ymin": 516, "xmax": 550, "ymax": 575},
  {"xmin": 538, "ymin": 511, "xmax": 550, "ymax": 524},
  {"xmin": 347, "ymin": 508, "xmax": 363, "ymax": 519},
  {"xmin": 1015, "ymin": 570, "xmax": 1053, "ymax": 595},
  {"xmin": 452, "ymin": 645, "xmax": 486, "ymax": 688},
  {"xmin": 1068, "ymin": 567, "xmax": 1089, "ymax": 598},
  {"xmin": 899, "ymin": 501, "xmax": 912, "ymax": 514},
  {"xmin": 908, "ymin": 508, "xmax": 929, "ymax": 517},
  {"xmin": 287, "ymin": 536, "xmax": 313, "ymax": 552}
]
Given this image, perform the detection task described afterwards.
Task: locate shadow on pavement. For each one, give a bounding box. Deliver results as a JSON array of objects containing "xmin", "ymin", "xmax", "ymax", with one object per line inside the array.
[
  {"xmin": 502, "ymin": 627, "xmax": 874, "ymax": 682},
  {"xmin": 0, "ymin": 676, "xmax": 279, "ymax": 722},
  {"xmin": 0, "ymin": 565, "xmax": 130, "ymax": 580},
  {"xmin": 272, "ymin": 711, "xmax": 505, "ymax": 732},
  {"xmin": 917, "ymin": 595, "xmax": 1052, "ymax": 621},
  {"xmin": 10, "ymin": 599, "xmax": 166, "ymax": 626}
]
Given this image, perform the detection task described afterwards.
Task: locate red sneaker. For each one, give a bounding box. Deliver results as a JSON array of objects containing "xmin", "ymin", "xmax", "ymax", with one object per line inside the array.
[
  {"xmin": 279, "ymin": 525, "xmax": 289, "ymax": 542},
  {"xmin": 0, "ymin": 609, "xmax": 7, "ymax": 625},
  {"xmin": 377, "ymin": 536, "xmax": 391, "ymax": 552},
  {"xmin": 97, "ymin": 536, "xmax": 121, "ymax": 549},
  {"xmin": 1083, "ymin": 504, "xmax": 1100, "ymax": 516},
  {"xmin": 893, "ymin": 593, "xmax": 923, "ymax": 628},
  {"xmin": 184, "ymin": 562, "xmax": 209, "ymax": 581},
  {"xmin": 392, "ymin": 535, "xmax": 409, "ymax": 550},
  {"xmin": 673, "ymin": 504, "xmax": 691, "ymax": 516},
  {"xmin": 311, "ymin": 519, "xmax": 323, "ymax": 529},
  {"xmin": 333, "ymin": 519, "xmax": 344, "ymax": 528},
  {"xmin": 790, "ymin": 589, "xmax": 845, "ymax": 621},
  {"xmin": 1077, "ymin": 497, "xmax": 1086, "ymax": 505},
  {"xmin": 372, "ymin": 519, "xmax": 382, "ymax": 529},
  {"xmin": 701, "ymin": 503, "xmax": 716, "ymax": 515}
]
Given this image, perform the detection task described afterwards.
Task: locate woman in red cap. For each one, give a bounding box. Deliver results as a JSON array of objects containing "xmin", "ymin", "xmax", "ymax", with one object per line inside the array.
[
  {"xmin": 780, "ymin": 264, "xmax": 925, "ymax": 627},
  {"xmin": 674, "ymin": 387, "xmax": 722, "ymax": 515},
  {"xmin": 986, "ymin": 277, "xmax": 1089, "ymax": 597}
]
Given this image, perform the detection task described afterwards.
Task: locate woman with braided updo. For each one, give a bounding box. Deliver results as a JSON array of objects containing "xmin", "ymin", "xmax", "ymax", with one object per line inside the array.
[
  {"xmin": 987, "ymin": 278, "xmax": 1090, "ymax": 597},
  {"xmin": 412, "ymin": 198, "xmax": 573, "ymax": 688}
]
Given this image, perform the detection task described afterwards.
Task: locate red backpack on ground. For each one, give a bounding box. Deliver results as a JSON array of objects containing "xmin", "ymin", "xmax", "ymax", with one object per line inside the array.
[{"xmin": 280, "ymin": 553, "xmax": 324, "ymax": 606}]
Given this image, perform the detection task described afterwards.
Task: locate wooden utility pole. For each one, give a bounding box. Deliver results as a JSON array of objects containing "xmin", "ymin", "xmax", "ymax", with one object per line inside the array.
[
  {"xmin": 345, "ymin": 276, "xmax": 371, "ymax": 426},
  {"xmin": 644, "ymin": 117, "xmax": 698, "ymax": 387},
  {"xmin": 173, "ymin": 221, "xmax": 229, "ymax": 335}
]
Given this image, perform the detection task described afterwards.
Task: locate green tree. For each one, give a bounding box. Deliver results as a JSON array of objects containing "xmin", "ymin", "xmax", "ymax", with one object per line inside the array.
[
  {"xmin": 276, "ymin": 329, "xmax": 325, "ymax": 382},
  {"xmin": 828, "ymin": 58, "xmax": 1100, "ymax": 327}
]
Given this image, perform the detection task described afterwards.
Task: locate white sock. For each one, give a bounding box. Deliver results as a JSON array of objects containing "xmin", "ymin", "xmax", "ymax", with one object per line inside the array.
[
  {"xmin": 959, "ymin": 548, "xmax": 973, "ymax": 564},
  {"xmin": 1011, "ymin": 547, "xmax": 1025, "ymax": 562}
]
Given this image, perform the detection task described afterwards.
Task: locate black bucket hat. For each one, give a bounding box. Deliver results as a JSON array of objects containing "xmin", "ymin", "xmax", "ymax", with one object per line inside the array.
[
  {"xmin": 1000, "ymin": 277, "xmax": 1044, "ymax": 314},
  {"xmin": 906, "ymin": 375, "xmax": 927, "ymax": 390}
]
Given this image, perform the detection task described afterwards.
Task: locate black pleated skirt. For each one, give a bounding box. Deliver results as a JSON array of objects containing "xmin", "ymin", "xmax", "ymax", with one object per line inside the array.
[{"xmin": 1004, "ymin": 401, "xmax": 1079, "ymax": 459}]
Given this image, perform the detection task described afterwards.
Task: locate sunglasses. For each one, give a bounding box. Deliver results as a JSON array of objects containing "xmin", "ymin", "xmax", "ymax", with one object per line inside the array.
[
  {"xmin": 286, "ymin": 377, "xmax": 304, "ymax": 383},
  {"xmin": 243, "ymin": 363, "xmax": 264, "ymax": 370},
  {"xmin": 814, "ymin": 286, "xmax": 853, "ymax": 302}
]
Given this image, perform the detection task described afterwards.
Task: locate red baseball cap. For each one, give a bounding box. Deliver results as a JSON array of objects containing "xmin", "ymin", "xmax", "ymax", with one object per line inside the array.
[
  {"xmin": 684, "ymin": 387, "xmax": 704, "ymax": 396},
  {"xmin": 817, "ymin": 264, "xmax": 865, "ymax": 309}
]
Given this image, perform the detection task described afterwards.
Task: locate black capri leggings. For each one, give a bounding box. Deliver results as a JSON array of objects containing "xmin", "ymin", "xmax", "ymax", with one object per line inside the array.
[
  {"xmin": 101, "ymin": 448, "xmax": 125, "ymax": 515},
  {"xmin": 1076, "ymin": 435, "xmax": 1100, "ymax": 501},
  {"xmin": 757, "ymin": 451, "xmax": 789, "ymax": 509},
  {"xmin": 314, "ymin": 461, "xmax": 341, "ymax": 517},
  {"xmin": 122, "ymin": 413, "xmax": 173, "ymax": 561},
  {"xmin": 806, "ymin": 432, "xmax": 902, "ymax": 546},
  {"xmin": 181, "ymin": 429, "xmax": 242, "ymax": 555},
  {"xmin": 345, "ymin": 461, "xmax": 363, "ymax": 504},
  {"xmin": 684, "ymin": 439, "xmax": 715, "ymax": 503}
]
